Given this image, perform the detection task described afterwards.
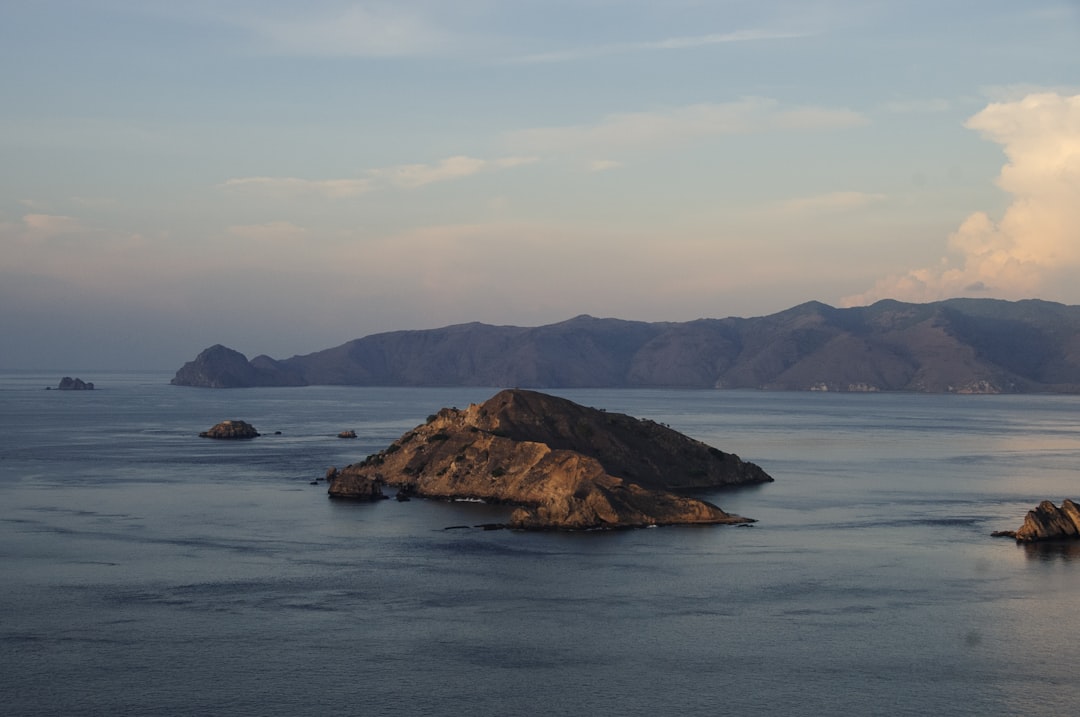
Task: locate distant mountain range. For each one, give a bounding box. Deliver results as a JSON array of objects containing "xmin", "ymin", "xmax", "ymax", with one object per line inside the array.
[{"xmin": 171, "ymin": 298, "xmax": 1080, "ymax": 393}]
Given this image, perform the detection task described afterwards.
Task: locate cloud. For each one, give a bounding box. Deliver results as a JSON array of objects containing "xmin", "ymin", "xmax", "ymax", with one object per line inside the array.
[
  {"xmin": 512, "ymin": 28, "xmax": 810, "ymax": 63},
  {"xmin": 221, "ymin": 155, "xmax": 536, "ymax": 197},
  {"xmin": 779, "ymin": 191, "xmax": 886, "ymax": 214},
  {"xmin": 236, "ymin": 4, "xmax": 454, "ymax": 57},
  {"xmin": 219, "ymin": 176, "xmax": 374, "ymax": 198},
  {"xmin": 842, "ymin": 92, "xmax": 1080, "ymax": 307},
  {"xmin": 22, "ymin": 213, "xmax": 85, "ymax": 238},
  {"xmin": 504, "ymin": 98, "xmax": 867, "ymax": 154},
  {"xmin": 369, "ymin": 155, "xmax": 538, "ymax": 189}
]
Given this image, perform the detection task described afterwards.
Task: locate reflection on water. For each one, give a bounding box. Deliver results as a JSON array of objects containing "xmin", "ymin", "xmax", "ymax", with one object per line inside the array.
[{"xmin": 1021, "ymin": 539, "xmax": 1080, "ymax": 561}]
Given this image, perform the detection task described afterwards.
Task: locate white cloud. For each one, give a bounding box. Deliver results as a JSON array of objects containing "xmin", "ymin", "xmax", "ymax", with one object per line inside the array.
[
  {"xmin": 779, "ymin": 191, "xmax": 886, "ymax": 214},
  {"xmin": 842, "ymin": 92, "xmax": 1080, "ymax": 307},
  {"xmin": 504, "ymin": 98, "xmax": 867, "ymax": 154},
  {"xmin": 512, "ymin": 28, "xmax": 810, "ymax": 63}
]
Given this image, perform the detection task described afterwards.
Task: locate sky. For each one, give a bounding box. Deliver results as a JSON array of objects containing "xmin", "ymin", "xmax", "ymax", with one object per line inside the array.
[{"xmin": 2, "ymin": 1, "xmax": 1079, "ymax": 370}]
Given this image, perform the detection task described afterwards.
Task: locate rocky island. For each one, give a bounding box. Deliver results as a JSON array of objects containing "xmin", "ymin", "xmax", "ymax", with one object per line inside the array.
[
  {"xmin": 199, "ymin": 420, "xmax": 260, "ymax": 439},
  {"xmin": 327, "ymin": 389, "xmax": 772, "ymax": 530},
  {"xmin": 54, "ymin": 377, "xmax": 94, "ymax": 390},
  {"xmin": 993, "ymin": 500, "xmax": 1080, "ymax": 542}
]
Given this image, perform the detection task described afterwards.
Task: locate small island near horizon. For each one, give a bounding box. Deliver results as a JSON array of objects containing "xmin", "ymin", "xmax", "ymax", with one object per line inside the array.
[
  {"xmin": 326, "ymin": 388, "xmax": 772, "ymax": 531},
  {"xmin": 48, "ymin": 377, "xmax": 94, "ymax": 390}
]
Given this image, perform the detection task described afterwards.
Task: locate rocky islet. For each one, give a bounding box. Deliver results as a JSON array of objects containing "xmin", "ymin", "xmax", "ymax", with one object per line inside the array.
[{"xmin": 327, "ymin": 388, "xmax": 772, "ymax": 530}]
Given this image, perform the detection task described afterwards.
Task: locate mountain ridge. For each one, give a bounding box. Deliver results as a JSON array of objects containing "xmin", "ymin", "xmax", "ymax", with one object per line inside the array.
[{"xmin": 171, "ymin": 298, "xmax": 1080, "ymax": 393}]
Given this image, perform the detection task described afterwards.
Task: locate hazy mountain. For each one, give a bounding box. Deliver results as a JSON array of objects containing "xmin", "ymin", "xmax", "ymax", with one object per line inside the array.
[{"xmin": 171, "ymin": 299, "xmax": 1080, "ymax": 393}]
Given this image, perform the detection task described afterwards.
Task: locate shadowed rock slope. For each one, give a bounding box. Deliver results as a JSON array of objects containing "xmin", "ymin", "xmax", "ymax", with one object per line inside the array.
[
  {"xmin": 327, "ymin": 389, "xmax": 772, "ymax": 530},
  {"xmin": 172, "ymin": 299, "xmax": 1080, "ymax": 392}
]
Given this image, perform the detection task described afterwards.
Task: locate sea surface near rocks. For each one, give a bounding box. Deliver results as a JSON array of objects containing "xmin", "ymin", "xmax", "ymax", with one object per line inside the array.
[{"xmin": 3, "ymin": 372, "xmax": 1080, "ymax": 716}]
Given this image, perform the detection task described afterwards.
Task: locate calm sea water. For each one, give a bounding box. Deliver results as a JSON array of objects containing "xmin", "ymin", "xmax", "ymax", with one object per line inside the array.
[{"xmin": 2, "ymin": 372, "xmax": 1080, "ymax": 716}]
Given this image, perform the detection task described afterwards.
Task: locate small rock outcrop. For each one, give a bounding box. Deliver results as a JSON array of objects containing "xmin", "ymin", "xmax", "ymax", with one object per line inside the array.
[
  {"xmin": 199, "ymin": 420, "xmax": 260, "ymax": 440},
  {"xmin": 324, "ymin": 467, "xmax": 386, "ymax": 501},
  {"xmin": 993, "ymin": 500, "xmax": 1080, "ymax": 542},
  {"xmin": 338, "ymin": 430, "xmax": 357, "ymax": 439},
  {"xmin": 56, "ymin": 377, "xmax": 94, "ymax": 390},
  {"xmin": 327, "ymin": 389, "xmax": 772, "ymax": 530}
]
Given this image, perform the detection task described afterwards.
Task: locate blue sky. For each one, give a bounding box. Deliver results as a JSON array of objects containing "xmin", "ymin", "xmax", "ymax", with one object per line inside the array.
[{"xmin": 2, "ymin": 1, "xmax": 1078, "ymax": 369}]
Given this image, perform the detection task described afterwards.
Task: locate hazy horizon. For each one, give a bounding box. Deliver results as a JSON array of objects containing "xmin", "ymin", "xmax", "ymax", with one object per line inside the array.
[{"xmin": 2, "ymin": 2, "xmax": 1078, "ymax": 370}]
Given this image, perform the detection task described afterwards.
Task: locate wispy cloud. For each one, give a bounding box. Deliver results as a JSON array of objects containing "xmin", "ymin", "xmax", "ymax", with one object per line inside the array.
[
  {"xmin": 369, "ymin": 155, "xmax": 537, "ymax": 189},
  {"xmin": 505, "ymin": 98, "xmax": 867, "ymax": 154},
  {"xmin": 843, "ymin": 92, "xmax": 1080, "ymax": 306},
  {"xmin": 220, "ymin": 176, "xmax": 374, "ymax": 199},
  {"xmin": 221, "ymin": 155, "xmax": 536, "ymax": 198},
  {"xmin": 512, "ymin": 28, "xmax": 810, "ymax": 63},
  {"xmin": 22, "ymin": 213, "xmax": 85, "ymax": 238},
  {"xmin": 231, "ymin": 3, "xmax": 456, "ymax": 57}
]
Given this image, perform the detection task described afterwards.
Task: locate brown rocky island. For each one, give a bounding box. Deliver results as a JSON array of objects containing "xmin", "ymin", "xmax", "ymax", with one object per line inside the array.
[
  {"xmin": 327, "ymin": 389, "xmax": 772, "ymax": 530},
  {"xmin": 993, "ymin": 499, "xmax": 1080, "ymax": 542}
]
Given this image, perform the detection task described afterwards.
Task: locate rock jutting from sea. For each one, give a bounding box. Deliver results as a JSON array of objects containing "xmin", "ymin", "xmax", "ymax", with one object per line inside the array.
[
  {"xmin": 199, "ymin": 420, "xmax": 260, "ymax": 439},
  {"xmin": 993, "ymin": 499, "xmax": 1080, "ymax": 542},
  {"xmin": 327, "ymin": 388, "xmax": 772, "ymax": 530},
  {"xmin": 55, "ymin": 377, "xmax": 94, "ymax": 390}
]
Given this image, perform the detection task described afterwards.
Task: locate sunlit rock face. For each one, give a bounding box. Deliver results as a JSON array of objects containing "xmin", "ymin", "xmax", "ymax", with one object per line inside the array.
[
  {"xmin": 1014, "ymin": 500, "xmax": 1080, "ymax": 542},
  {"xmin": 994, "ymin": 500, "xmax": 1080, "ymax": 542},
  {"xmin": 327, "ymin": 389, "xmax": 771, "ymax": 530}
]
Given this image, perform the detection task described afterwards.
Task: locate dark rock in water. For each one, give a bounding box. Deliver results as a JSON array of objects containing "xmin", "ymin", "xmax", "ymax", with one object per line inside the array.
[
  {"xmin": 328, "ymin": 388, "xmax": 771, "ymax": 530},
  {"xmin": 57, "ymin": 377, "xmax": 94, "ymax": 390},
  {"xmin": 199, "ymin": 420, "xmax": 260, "ymax": 440},
  {"xmin": 338, "ymin": 430, "xmax": 357, "ymax": 439},
  {"xmin": 325, "ymin": 466, "xmax": 386, "ymax": 502},
  {"xmin": 996, "ymin": 500, "xmax": 1080, "ymax": 542}
]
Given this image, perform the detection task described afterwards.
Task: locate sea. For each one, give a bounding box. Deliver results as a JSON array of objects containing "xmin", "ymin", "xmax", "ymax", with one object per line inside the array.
[{"xmin": 2, "ymin": 371, "xmax": 1080, "ymax": 716}]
